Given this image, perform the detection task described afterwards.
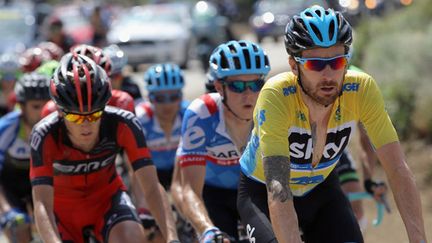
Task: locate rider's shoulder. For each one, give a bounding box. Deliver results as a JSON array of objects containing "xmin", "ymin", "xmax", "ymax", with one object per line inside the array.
[
  {"xmin": 345, "ymin": 69, "xmax": 376, "ymax": 84},
  {"xmin": 0, "ymin": 110, "xmax": 20, "ymax": 128},
  {"xmin": 186, "ymin": 93, "xmax": 221, "ymax": 119},
  {"xmin": 31, "ymin": 112, "xmax": 61, "ymax": 139},
  {"xmin": 265, "ymin": 72, "xmax": 298, "ymax": 89}
]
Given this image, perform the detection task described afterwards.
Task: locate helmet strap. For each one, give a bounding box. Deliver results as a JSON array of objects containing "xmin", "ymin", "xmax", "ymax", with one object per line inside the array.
[{"xmin": 221, "ymin": 85, "xmax": 251, "ymax": 122}]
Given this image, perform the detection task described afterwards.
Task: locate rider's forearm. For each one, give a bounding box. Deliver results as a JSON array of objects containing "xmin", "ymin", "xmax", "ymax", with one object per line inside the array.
[
  {"xmin": 182, "ymin": 185, "xmax": 214, "ymax": 234},
  {"xmin": 268, "ymin": 197, "xmax": 302, "ymax": 243},
  {"xmin": 33, "ymin": 201, "xmax": 61, "ymax": 243},
  {"xmin": 386, "ymin": 163, "xmax": 427, "ymax": 243},
  {"xmin": 264, "ymin": 156, "xmax": 302, "ymax": 242},
  {"xmin": 145, "ymin": 183, "xmax": 178, "ymax": 241},
  {"xmin": 170, "ymin": 163, "xmax": 187, "ymax": 217}
]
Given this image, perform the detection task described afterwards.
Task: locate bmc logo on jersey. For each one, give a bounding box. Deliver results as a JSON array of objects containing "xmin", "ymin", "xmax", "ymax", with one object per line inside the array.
[
  {"xmin": 343, "ymin": 83, "xmax": 360, "ymax": 92},
  {"xmin": 288, "ymin": 122, "xmax": 355, "ymax": 164},
  {"xmin": 53, "ymin": 154, "xmax": 116, "ymax": 175}
]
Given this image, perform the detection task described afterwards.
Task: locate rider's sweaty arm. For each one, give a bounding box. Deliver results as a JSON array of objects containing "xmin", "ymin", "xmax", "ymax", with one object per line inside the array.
[
  {"xmin": 170, "ymin": 161, "xmax": 187, "ymax": 217},
  {"xmin": 32, "ymin": 185, "xmax": 62, "ymax": 243},
  {"xmin": 181, "ymin": 167, "xmax": 215, "ymax": 235},
  {"xmin": 376, "ymin": 142, "xmax": 428, "ymax": 243},
  {"xmin": 264, "ymin": 156, "xmax": 302, "ymax": 243},
  {"xmin": 135, "ymin": 166, "xmax": 179, "ymax": 242}
]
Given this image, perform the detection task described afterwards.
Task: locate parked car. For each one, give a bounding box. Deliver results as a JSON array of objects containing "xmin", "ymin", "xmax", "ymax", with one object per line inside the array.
[
  {"xmin": 0, "ymin": 3, "xmax": 36, "ymax": 54},
  {"xmin": 107, "ymin": 3, "xmax": 193, "ymax": 70},
  {"xmin": 250, "ymin": 0, "xmax": 328, "ymax": 43}
]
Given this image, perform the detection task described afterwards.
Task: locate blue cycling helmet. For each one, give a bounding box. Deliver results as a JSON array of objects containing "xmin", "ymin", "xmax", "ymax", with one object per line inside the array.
[
  {"xmin": 144, "ymin": 63, "xmax": 185, "ymax": 92},
  {"xmin": 209, "ymin": 40, "xmax": 270, "ymax": 79},
  {"xmin": 284, "ymin": 5, "xmax": 352, "ymax": 57},
  {"xmin": 103, "ymin": 44, "xmax": 128, "ymax": 75}
]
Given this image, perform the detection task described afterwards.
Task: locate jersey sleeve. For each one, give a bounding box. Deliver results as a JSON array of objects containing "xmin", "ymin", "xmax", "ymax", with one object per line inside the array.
[
  {"xmin": 29, "ymin": 128, "xmax": 55, "ymax": 186},
  {"xmin": 117, "ymin": 114, "xmax": 153, "ymax": 171},
  {"xmin": 359, "ymin": 75, "xmax": 399, "ymax": 149},
  {"xmin": 177, "ymin": 105, "xmax": 208, "ymax": 167},
  {"xmin": 255, "ymin": 84, "xmax": 291, "ymax": 158}
]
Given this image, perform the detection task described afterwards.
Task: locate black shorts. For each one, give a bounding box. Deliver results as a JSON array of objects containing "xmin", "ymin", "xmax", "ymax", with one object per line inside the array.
[
  {"xmin": 335, "ymin": 149, "xmax": 360, "ymax": 185},
  {"xmin": 202, "ymin": 184, "xmax": 242, "ymax": 242},
  {"xmin": 157, "ymin": 169, "xmax": 173, "ymax": 190},
  {"xmin": 0, "ymin": 163, "xmax": 32, "ymax": 212},
  {"xmin": 237, "ymin": 171, "xmax": 363, "ymax": 243}
]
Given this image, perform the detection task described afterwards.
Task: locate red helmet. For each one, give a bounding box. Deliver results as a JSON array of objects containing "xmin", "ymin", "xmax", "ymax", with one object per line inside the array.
[
  {"xmin": 38, "ymin": 41, "xmax": 64, "ymax": 61},
  {"xmin": 19, "ymin": 47, "xmax": 51, "ymax": 72},
  {"xmin": 71, "ymin": 44, "xmax": 112, "ymax": 75},
  {"xmin": 50, "ymin": 53, "xmax": 111, "ymax": 113},
  {"xmin": 41, "ymin": 100, "xmax": 58, "ymax": 118}
]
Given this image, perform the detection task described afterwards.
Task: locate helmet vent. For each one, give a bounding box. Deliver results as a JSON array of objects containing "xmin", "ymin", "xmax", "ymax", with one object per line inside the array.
[
  {"xmin": 255, "ymin": 56, "xmax": 261, "ymax": 69},
  {"xmin": 329, "ymin": 20, "xmax": 335, "ymax": 39},
  {"xmin": 220, "ymin": 52, "xmax": 229, "ymax": 69},
  {"xmin": 233, "ymin": 57, "xmax": 241, "ymax": 69},
  {"xmin": 243, "ymin": 50, "xmax": 251, "ymax": 69},
  {"xmin": 310, "ymin": 24, "xmax": 323, "ymax": 42},
  {"xmin": 163, "ymin": 70, "xmax": 169, "ymax": 86}
]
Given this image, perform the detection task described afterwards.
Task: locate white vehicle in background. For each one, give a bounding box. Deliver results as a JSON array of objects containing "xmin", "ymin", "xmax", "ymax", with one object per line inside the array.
[{"xmin": 107, "ymin": 3, "xmax": 193, "ymax": 70}]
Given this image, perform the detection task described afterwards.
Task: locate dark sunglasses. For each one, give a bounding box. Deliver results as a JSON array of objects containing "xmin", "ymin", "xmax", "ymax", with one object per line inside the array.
[
  {"xmin": 149, "ymin": 92, "xmax": 182, "ymax": 104},
  {"xmin": 294, "ymin": 54, "xmax": 351, "ymax": 72},
  {"xmin": 221, "ymin": 79, "xmax": 265, "ymax": 93}
]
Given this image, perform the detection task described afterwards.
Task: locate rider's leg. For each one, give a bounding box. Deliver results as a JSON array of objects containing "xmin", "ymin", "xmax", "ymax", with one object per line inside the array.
[{"xmin": 108, "ymin": 220, "xmax": 146, "ymax": 243}]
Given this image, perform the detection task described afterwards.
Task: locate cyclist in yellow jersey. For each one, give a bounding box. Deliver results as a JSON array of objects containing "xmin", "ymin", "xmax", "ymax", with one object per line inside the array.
[{"xmin": 238, "ymin": 5, "xmax": 427, "ymax": 243}]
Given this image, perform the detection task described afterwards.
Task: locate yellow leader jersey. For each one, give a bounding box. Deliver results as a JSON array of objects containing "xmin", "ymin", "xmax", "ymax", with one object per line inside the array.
[{"xmin": 240, "ymin": 70, "xmax": 399, "ymax": 197}]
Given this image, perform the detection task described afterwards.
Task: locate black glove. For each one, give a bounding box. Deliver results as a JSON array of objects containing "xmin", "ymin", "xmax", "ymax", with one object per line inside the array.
[{"xmin": 364, "ymin": 179, "xmax": 386, "ymax": 195}]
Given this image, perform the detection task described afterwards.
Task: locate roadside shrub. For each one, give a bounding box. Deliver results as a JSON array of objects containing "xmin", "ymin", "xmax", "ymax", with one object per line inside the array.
[{"xmin": 353, "ymin": 0, "xmax": 432, "ymax": 139}]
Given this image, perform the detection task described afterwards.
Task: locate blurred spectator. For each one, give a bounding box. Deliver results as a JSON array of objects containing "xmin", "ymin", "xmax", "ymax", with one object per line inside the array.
[
  {"xmin": 45, "ymin": 17, "xmax": 75, "ymax": 52},
  {"xmin": 103, "ymin": 45, "xmax": 142, "ymax": 101},
  {"xmin": 90, "ymin": 6, "xmax": 109, "ymax": 47},
  {"xmin": 0, "ymin": 53, "xmax": 22, "ymax": 115}
]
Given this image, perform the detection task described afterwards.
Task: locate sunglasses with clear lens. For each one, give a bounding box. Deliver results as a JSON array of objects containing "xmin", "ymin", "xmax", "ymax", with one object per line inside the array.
[
  {"xmin": 294, "ymin": 54, "xmax": 351, "ymax": 72},
  {"xmin": 63, "ymin": 110, "xmax": 103, "ymax": 125},
  {"xmin": 222, "ymin": 79, "xmax": 265, "ymax": 93},
  {"xmin": 149, "ymin": 92, "xmax": 182, "ymax": 104}
]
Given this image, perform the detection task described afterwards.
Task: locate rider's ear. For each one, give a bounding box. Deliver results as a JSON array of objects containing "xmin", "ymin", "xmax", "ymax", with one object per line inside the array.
[
  {"xmin": 289, "ymin": 56, "xmax": 298, "ymax": 76},
  {"xmin": 214, "ymin": 80, "xmax": 224, "ymax": 97}
]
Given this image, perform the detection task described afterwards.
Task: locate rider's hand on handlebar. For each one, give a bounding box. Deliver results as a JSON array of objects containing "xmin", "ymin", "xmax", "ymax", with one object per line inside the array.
[
  {"xmin": 199, "ymin": 227, "xmax": 231, "ymax": 243},
  {"xmin": 0, "ymin": 208, "xmax": 30, "ymax": 229}
]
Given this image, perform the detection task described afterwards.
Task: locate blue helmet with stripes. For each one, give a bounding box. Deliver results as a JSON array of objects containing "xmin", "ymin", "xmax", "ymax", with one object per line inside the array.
[
  {"xmin": 209, "ymin": 40, "xmax": 271, "ymax": 80},
  {"xmin": 284, "ymin": 5, "xmax": 352, "ymax": 56},
  {"xmin": 144, "ymin": 63, "xmax": 185, "ymax": 92}
]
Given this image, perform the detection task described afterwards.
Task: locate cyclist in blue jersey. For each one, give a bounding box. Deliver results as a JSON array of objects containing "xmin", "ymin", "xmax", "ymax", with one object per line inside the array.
[
  {"xmin": 0, "ymin": 72, "xmax": 51, "ymax": 243},
  {"xmin": 135, "ymin": 63, "xmax": 190, "ymax": 242},
  {"xmin": 238, "ymin": 5, "xmax": 427, "ymax": 243},
  {"xmin": 0, "ymin": 53, "xmax": 22, "ymax": 116},
  {"xmin": 174, "ymin": 40, "xmax": 271, "ymax": 243}
]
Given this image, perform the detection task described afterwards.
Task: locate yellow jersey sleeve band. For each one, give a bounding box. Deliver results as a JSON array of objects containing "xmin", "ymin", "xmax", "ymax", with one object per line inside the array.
[{"xmin": 240, "ymin": 70, "xmax": 399, "ymax": 197}]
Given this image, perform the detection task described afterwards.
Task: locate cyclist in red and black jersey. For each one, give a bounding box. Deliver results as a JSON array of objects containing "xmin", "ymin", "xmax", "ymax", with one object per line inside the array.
[{"xmin": 30, "ymin": 53, "xmax": 179, "ymax": 243}]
